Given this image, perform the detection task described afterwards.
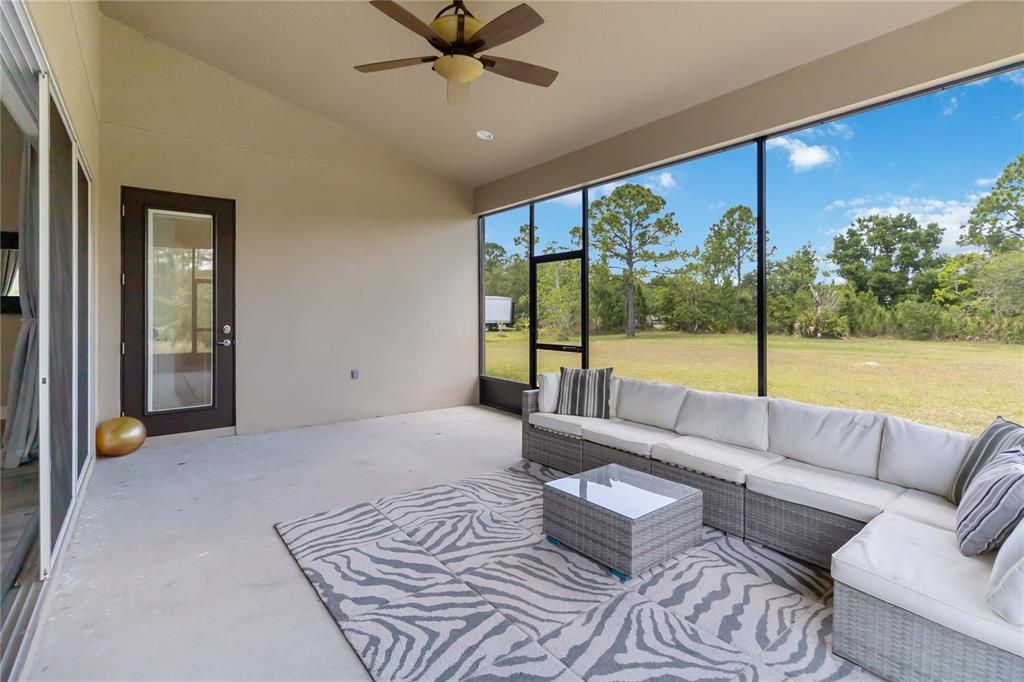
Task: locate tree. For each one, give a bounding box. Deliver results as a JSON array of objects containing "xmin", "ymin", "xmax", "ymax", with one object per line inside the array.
[
  {"xmin": 766, "ymin": 243, "xmax": 819, "ymax": 334},
  {"xmin": 959, "ymin": 154, "xmax": 1024, "ymax": 253},
  {"xmin": 588, "ymin": 261, "xmax": 627, "ymax": 333},
  {"xmin": 701, "ymin": 205, "xmax": 757, "ymax": 286},
  {"xmin": 536, "ymin": 258, "xmax": 581, "ymax": 341},
  {"xmin": 932, "ymin": 252, "xmax": 986, "ymax": 306},
  {"xmin": 829, "ymin": 213, "xmax": 944, "ymax": 305},
  {"xmin": 589, "ymin": 184, "xmax": 681, "ymax": 336},
  {"xmin": 484, "ymin": 242, "xmax": 507, "ymax": 271},
  {"xmin": 975, "ymin": 251, "xmax": 1024, "ymax": 317},
  {"xmin": 768, "ymin": 243, "xmax": 818, "ymax": 297}
]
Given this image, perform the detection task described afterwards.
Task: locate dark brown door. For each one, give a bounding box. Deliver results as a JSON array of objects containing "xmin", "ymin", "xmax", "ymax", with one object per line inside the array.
[{"xmin": 121, "ymin": 187, "xmax": 235, "ymax": 436}]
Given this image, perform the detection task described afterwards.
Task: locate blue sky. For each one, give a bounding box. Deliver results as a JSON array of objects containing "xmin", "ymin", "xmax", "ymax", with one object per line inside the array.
[{"xmin": 484, "ymin": 67, "xmax": 1024, "ymax": 275}]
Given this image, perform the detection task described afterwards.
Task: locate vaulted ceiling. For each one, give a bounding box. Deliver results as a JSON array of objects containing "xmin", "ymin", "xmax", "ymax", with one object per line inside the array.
[{"xmin": 100, "ymin": 1, "xmax": 960, "ymax": 186}]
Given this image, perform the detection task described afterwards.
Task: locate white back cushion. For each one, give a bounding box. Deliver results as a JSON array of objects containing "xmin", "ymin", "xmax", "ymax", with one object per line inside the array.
[
  {"xmin": 878, "ymin": 416, "xmax": 975, "ymax": 497},
  {"xmin": 768, "ymin": 398, "xmax": 883, "ymax": 478},
  {"xmin": 988, "ymin": 519, "xmax": 1024, "ymax": 625},
  {"xmin": 675, "ymin": 390, "xmax": 769, "ymax": 451},
  {"xmin": 537, "ymin": 373, "xmax": 560, "ymax": 413},
  {"xmin": 614, "ymin": 378, "xmax": 687, "ymax": 430},
  {"xmin": 609, "ymin": 377, "xmax": 621, "ymax": 418}
]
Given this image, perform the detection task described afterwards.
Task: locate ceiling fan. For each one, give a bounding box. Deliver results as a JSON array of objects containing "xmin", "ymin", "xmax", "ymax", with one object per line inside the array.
[{"xmin": 355, "ymin": 1, "xmax": 558, "ymax": 105}]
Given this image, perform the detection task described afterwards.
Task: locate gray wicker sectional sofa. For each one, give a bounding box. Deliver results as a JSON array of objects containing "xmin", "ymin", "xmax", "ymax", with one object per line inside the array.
[{"xmin": 521, "ymin": 376, "xmax": 1024, "ymax": 681}]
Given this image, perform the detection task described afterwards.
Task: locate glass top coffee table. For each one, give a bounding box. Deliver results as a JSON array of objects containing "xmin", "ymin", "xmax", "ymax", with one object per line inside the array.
[{"xmin": 543, "ymin": 463, "xmax": 703, "ymax": 580}]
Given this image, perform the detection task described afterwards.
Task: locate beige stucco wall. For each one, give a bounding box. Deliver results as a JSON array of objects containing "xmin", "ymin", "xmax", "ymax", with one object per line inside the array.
[
  {"xmin": 27, "ymin": 0, "xmax": 101, "ymax": 173},
  {"xmin": 97, "ymin": 16, "xmax": 477, "ymax": 434},
  {"xmin": 475, "ymin": 1, "xmax": 1024, "ymax": 213}
]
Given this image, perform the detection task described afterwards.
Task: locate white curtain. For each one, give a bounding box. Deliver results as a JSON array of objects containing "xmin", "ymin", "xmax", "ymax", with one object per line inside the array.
[
  {"xmin": 2, "ymin": 140, "xmax": 39, "ymax": 468},
  {"xmin": 0, "ymin": 247, "xmax": 16, "ymax": 296}
]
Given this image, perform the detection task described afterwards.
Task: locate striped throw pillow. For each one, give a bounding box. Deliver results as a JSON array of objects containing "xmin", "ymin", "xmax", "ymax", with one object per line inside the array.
[
  {"xmin": 949, "ymin": 417, "xmax": 1024, "ymax": 504},
  {"xmin": 955, "ymin": 447, "xmax": 1024, "ymax": 557},
  {"xmin": 555, "ymin": 367, "xmax": 613, "ymax": 419}
]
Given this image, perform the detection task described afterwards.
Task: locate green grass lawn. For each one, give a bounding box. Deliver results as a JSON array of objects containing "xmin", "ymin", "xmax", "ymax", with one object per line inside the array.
[{"xmin": 483, "ymin": 329, "xmax": 1024, "ymax": 434}]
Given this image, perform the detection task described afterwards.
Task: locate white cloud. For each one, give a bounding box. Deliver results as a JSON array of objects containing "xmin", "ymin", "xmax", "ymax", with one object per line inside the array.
[
  {"xmin": 841, "ymin": 195, "xmax": 976, "ymax": 252},
  {"xmin": 966, "ymin": 77, "xmax": 992, "ymax": 87},
  {"xmin": 941, "ymin": 95, "xmax": 958, "ymax": 117},
  {"xmin": 826, "ymin": 122, "xmax": 854, "ymax": 140},
  {"xmin": 594, "ymin": 180, "xmax": 625, "ymax": 197},
  {"xmin": 825, "ymin": 196, "xmax": 871, "ymax": 212},
  {"xmin": 766, "ymin": 136, "xmax": 838, "ymax": 172},
  {"xmin": 654, "ymin": 171, "xmax": 676, "ymax": 189},
  {"xmin": 974, "ymin": 177, "xmax": 997, "ymax": 187},
  {"xmin": 1002, "ymin": 71, "xmax": 1024, "ymax": 86}
]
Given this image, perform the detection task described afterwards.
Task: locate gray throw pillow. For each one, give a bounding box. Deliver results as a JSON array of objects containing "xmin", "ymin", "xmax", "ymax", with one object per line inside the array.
[
  {"xmin": 555, "ymin": 367, "xmax": 613, "ymax": 419},
  {"xmin": 949, "ymin": 417, "xmax": 1024, "ymax": 504},
  {"xmin": 955, "ymin": 446, "xmax": 1024, "ymax": 557}
]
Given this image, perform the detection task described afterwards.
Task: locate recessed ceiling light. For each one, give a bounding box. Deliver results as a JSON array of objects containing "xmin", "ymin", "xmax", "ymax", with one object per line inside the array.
[{"xmin": 476, "ymin": 130, "xmax": 494, "ymax": 141}]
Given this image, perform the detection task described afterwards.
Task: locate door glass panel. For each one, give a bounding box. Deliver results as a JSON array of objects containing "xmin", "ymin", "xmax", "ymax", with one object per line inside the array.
[
  {"xmin": 1, "ymin": 90, "xmax": 41, "ymax": 586},
  {"xmin": 76, "ymin": 164, "xmax": 89, "ymax": 473},
  {"xmin": 147, "ymin": 209, "xmax": 214, "ymax": 412},
  {"xmin": 536, "ymin": 258, "xmax": 582, "ymax": 346},
  {"xmin": 482, "ymin": 207, "xmax": 530, "ymax": 382},
  {"xmin": 534, "ymin": 192, "xmax": 583, "ymax": 254},
  {"xmin": 49, "ymin": 97, "xmax": 74, "ymax": 546}
]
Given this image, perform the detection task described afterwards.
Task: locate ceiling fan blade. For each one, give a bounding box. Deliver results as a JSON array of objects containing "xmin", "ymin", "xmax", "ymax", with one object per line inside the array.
[
  {"xmin": 481, "ymin": 56, "xmax": 558, "ymax": 87},
  {"xmin": 447, "ymin": 80, "xmax": 470, "ymax": 106},
  {"xmin": 369, "ymin": 1, "xmax": 450, "ymax": 50},
  {"xmin": 469, "ymin": 4, "xmax": 543, "ymax": 52},
  {"xmin": 354, "ymin": 56, "xmax": 437, "ymax": 73}
]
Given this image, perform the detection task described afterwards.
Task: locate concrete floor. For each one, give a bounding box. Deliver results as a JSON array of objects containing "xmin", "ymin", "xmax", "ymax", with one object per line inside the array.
[{"xmin": 23, "ymin": 406, "xmax": 521, "ymax": 680}]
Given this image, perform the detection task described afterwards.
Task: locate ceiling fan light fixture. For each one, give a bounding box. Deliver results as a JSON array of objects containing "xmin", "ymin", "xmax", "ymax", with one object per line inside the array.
[
  {"xmin": 429, "ymin": 14, "xmax": 482, "ymax": 44},
  {"xmin": 432, "ymin": 54, "xmax": 484, "ymax": 83}
]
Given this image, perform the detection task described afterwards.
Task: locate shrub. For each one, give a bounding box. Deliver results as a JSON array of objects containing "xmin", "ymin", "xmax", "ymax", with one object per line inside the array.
[
  {"xmin": 893, "ymin": 300, "xmax": 953, "ymax": 340},
  {"xmin": 795, "ymin": 311, "xmax": 849, "ymax": 339}
]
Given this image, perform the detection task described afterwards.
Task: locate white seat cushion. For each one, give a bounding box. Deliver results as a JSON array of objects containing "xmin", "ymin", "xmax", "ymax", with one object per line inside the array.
[
  {"xmin": 652, "ymin": 436, "xmax": 783, "ymax": 484},
  {"xmin": 885, "ymin": 489, "xmax": 957, "ymax": 531},
  {"xmin": 833, "ymin": 513, "xmax": 1021, "ymax": 656},
  {"xmin": 768, "ymin": 398, "xmax": 884, "ymax": 478},
  {"xmin": 529, "ymin": 412, "xmax": 619, "ymax": 438},
  {"xmin": 613, "ymin": 378, "xmax": 687, "ymax": 431},
  {"xmin": 581, "ymin": 420, "xmax": 677, "ymax": 456},
  {"xmin": 746, "ymin": 459, "xmax": 903, "ymax": 522},
  {"xmin": 675, "ymin": 390, "xmax": 769, "ymax": 451},
  {"xmin": 878, "ymin": 416, "xmax": 975, "ymax": 497}
]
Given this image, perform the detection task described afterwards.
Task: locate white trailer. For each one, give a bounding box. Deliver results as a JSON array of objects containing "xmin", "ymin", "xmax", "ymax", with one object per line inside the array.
[{"xmin": 485, "ymin": 296, "xmax": 514, "ymax": 326}]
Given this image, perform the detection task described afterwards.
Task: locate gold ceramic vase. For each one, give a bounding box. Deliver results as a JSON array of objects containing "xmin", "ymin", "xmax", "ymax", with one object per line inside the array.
[{"xmin": 96, "ymin": 417, "xmax": 147, "ymax": 457}]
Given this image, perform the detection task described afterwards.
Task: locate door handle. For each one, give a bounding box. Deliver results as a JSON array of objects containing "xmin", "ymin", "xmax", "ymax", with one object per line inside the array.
[{"xmin": 217, "ymin": 339, "xmax": 232, "ymax": 347}]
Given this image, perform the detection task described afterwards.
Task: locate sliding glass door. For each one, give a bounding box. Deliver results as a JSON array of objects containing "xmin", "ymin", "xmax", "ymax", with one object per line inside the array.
[{"xmin": 36, "ymin": 71, "xmax": 94, "ymax": 577}]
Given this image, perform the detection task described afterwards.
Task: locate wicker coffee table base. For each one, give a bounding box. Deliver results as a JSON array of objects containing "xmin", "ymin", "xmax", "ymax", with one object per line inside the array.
[{"xmin": 543, "ymin": 474, "xmax": 703, "ymax": 577}]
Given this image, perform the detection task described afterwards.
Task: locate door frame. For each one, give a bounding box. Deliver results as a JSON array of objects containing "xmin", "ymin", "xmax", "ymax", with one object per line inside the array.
[{"xmin": 120, "ymin": 186, "xmax": 236, "ymax": 436}]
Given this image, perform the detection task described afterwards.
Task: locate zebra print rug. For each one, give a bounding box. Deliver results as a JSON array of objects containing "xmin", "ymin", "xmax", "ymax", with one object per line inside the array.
[{"xmin": 276, "ymin": 461, "xmax": 880, "ymax": 681}]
